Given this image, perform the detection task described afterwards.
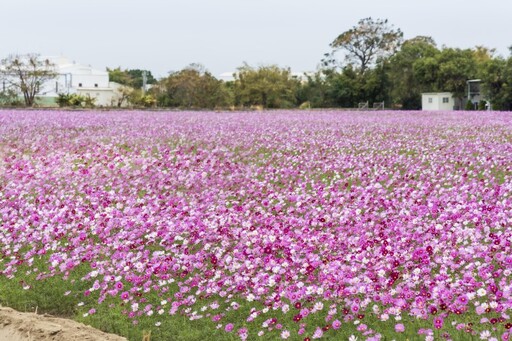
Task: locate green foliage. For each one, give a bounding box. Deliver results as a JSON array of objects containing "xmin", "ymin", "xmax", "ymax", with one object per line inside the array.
[
  {"xmin": 234, "ymin": 64, "xmax": 299, "ymax": 108},
  {"xmin": 412, "ymin": 57, "xmax": 440, "ymax": 90},
  {"xmin": 479, "ymin": 57, "xmax": 512, "ymax": 110},
  {"xmin": 319, "ymin": 20, "xmax": 512, "ymax": 111},
  {"xmin": 298, "ymin": 101, "xmax": 311, "ymax": 109},
  {"xmin": 126, "ymin": 69, "xmax": 157, "ymax": 89},
  {"xmin": 314, "ymin": 62, "xmax": 391, "ymax": 108},
  {"xmin": 107, "ymin": 67, "xmax": 156, "ymax": 89},
  {"xmin": 408, "ymin": 47, "xmax": 478, "ymax": 103},
  {"xmin": 127, "ymin": 89, "xmax": 157, "ymax": 107},
  {"xmin": 478, "ymin": 100, "xmax": 487, "ymax": 110},
  {"xmin": 465, "ymin": 100, "xmax": 475, "ymax": 110},
  {"xmin": 437, "ymin": 48, "xmax": 477, "ymax": 100},
  {"xmin": 156, "ymin": 64, "xmax": 232, "ymax": 109},
  {"xmin": 388, "ymin": 36, "xmax": 440, "ymax": 109},
  {"xmin": 107, "ymin": 67, "xmax": 133, "ymax": 86},
  {"xmin": 296, "ymin": 73, "xmax": 325, "ymax": 108},
  {"xmin": 323, "ymin": 66, "xmax": 361, "ymax": 107},
  {"xmin": 56, "ymin": 93, "xmax": 96, "ymax": 108},
  {"xmin": 361, "ymin": 61, "xmax": 391, "ymax": 104},
  {"xmin": 473, "ymin": 46, "xmax": 496, "ymax": 65},
  {"xmin": 0, "ymin": 89, "xmax": 23, "ymax": 107},
  {"xmin": 139, "ymin": 37, "xmax": 512, "ymax": 111},
  {"xmin": 113, "ymin": 85, "xmax": 134, "ymax": 107}
]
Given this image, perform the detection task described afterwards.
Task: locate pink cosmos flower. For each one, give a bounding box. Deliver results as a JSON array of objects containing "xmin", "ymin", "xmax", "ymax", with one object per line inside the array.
[
  {"xmin": 312, "ymin": 327, "xmax": 323, "ymax": 339},
  {"xmin": 434, "ymin": 317, "xmax": 444, "ymax": 329},
  {"xmin": 457, "ymin": 295, "xmax": 468, "ymax": 305},
  {"xmin": 395, "ymin": 323, "xmax": 405, "ymax": 332},
  {"xmin": 238, "ymin": 327, "xmax": 248, "ymax": 340},
  {"xmin": 4, "ymin": 111, "xmax": 512, "ymax": 340},
  {"xmin": 332, "ymin": 319, "xmax": 341, "ymax": 330}
]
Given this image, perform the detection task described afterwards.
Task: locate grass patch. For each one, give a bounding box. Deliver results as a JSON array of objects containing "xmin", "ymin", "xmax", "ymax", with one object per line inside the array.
[{"xmin": 0, "ymin": 266, "xmax": 509, "ymax": 340}]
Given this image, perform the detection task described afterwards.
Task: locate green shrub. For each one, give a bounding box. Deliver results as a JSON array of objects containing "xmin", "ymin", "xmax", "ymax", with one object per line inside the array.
[
  {"xmin": 0, "ymin": 89, "xmax": 23, "ymax": 107},
  {"xmin": 57, "ymin": 93, "xmax": 96, "ymax": 108},
  {"xmin": 299, "ymin": 101, "xmax": 312, "ymax": 109}
]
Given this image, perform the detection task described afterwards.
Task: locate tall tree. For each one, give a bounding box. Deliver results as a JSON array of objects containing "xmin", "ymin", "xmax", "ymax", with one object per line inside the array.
[
  {"xmin": 412, "ymin": 57, "xmax": 440, "ymax": 91},
  {"xmin": 234, "ymin": 64, "xmax": 299, "ymax": 108},
  {"xmin": 156, "ymin": 64, "xmax": 232, "ymax": 108},
  {"xmin": 436, "ymin": 48, "xmax": 477, "ymax": 103},
  {"xmin": 328, "ymin": 17, "xmax": 403, "ymax": 73},
  {"xmin": 323, "ymin": 66, "xmax": 362, "ymax": 107},
  {"xmin": 296, "ymin": 71, "xmax": 331, "ymax": 108},
  {"xmin": 479, "ymin": 56, "xmax": 512, "ymax": 110},
  {"xmin": 107, "ymin": 67, "xmax": 133, "ymax": 86},
  {"xmin": 473, "ymin": 46, "xmax": 496, "ymax": 65},
  {"xmin": 388, "ymin": 36, "xmax": 440, "ymax": 109},
  {"xmin": 0, "ymin": 54, "xmax": 57, "ymax": 107},
  {"xmin": 126, "ymin": 69, "xmax": 156, "ymax": 89}
]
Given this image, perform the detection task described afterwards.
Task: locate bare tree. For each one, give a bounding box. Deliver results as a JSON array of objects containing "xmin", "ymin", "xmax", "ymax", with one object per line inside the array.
[
  {"xmin": 115, "ymin": 85, "xmax": 134, "ymax": 107},
  {"xmin": 327, "ymin": 18, "xmax": 403, "ymax": 73},
  {"xmin": 0, "ymin": 53, "xmax": 57, "ymax": 106}
]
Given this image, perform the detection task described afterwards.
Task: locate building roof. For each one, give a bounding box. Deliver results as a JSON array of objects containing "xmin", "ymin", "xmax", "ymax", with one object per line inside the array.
[
  {"xmin": 421, "ymin": 92, "xmax": 453, "ymax": 96},
  {"xmin": 43, "ymin": 56, "xmax": 108, "ymax": 76}
]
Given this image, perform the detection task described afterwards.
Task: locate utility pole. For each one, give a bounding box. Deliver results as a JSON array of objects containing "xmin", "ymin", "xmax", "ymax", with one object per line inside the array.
[{"xmin": 142, "ymin": 70, "xmax": 147, "ymax": 95}]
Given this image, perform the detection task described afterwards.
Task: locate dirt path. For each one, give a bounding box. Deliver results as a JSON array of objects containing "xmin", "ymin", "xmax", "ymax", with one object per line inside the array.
[{"xmin": 0, "ymin": 307, "xmax": 127, "ymax": 341}]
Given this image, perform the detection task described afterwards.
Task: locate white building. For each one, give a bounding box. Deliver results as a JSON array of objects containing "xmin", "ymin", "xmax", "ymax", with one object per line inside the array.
[
  {"xmin": 421, "ymin": 92, "xmax": 456, "ymax": 111},
  {"xmin": 219, "ymin": 72, "xmax": 235, "ymax": 82},
  {"xmin": 38, "ymin": 56, "xmax": 125, "ymax": 107}
]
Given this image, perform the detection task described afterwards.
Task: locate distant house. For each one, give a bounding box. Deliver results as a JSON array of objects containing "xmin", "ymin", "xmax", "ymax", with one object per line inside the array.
[
  {"xmin": 37, "ymin": 56, "xmax": 128, "ymax": 107},
  {"xmin": 421, "ymin": 80, "xmax": 487, "ymax": 111},
  {"xmin": 219, "ymin": 72, "xmax": 235, "ymax": 82},
  {"xmin": 466, "ymin": 79, "xmax": 484, "ymax": 109},
  {"xmin": 421, "ymin": 92, "xmax": 457, "ymax": 111}
]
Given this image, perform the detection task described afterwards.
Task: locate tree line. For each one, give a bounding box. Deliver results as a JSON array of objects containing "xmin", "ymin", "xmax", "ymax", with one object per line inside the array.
[{"xmin": 2, "ymin": 17, "xmax": 512, "ymax": 110}]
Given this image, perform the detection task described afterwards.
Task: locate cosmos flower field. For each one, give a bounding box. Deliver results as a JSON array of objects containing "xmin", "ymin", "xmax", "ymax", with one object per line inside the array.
[{"xmin": 1, "ymin": 110, "xmax": 512, "ymax": 340}]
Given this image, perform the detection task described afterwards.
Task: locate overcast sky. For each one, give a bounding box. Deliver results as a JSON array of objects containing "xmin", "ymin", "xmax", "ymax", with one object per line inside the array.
[{"xmin": 1, "ymin": 0, "xmax": 511, "ymax": 78}]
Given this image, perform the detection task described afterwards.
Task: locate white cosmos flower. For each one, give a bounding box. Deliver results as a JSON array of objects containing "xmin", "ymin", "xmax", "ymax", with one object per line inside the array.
[{"xmin": 479, "ymin": 330, "xmax": 491, "ymax": 340}]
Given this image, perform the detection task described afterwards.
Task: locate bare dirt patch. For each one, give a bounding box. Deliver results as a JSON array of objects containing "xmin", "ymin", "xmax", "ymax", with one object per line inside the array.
[{"xmin": 0, "ymin": 307, "xmax": 127, "ymax": 341}]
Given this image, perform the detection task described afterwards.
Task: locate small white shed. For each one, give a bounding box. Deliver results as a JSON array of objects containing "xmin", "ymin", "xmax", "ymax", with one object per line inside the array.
[{"xmin": 421, "ymin": 92, "xmax": 455, "ymax": 111}]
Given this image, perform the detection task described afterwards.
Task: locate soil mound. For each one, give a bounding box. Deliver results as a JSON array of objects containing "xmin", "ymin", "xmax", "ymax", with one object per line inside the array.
[{"xmin": 0, "ymin": 307, "xmax": 127, "ymax": 341}]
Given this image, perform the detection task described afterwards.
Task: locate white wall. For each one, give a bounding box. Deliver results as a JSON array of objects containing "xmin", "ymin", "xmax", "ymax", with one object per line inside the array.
[
  {"xmin": 422, "ymin": 93, "xmax": 455, "ymax": 111},
  {"xmin": 59, "ymin": 63, "xmax": 110, "ymax": 91},
  {"xmin": 71, "ymin": 74, "xmax": 110, "ymax": 89},
  {"xmin": 76, "ymin": 88, "xmax": 115, "ymax": 107}
]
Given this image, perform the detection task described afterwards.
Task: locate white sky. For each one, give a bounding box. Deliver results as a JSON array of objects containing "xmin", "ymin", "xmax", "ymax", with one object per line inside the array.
[{"xmin": 1, "ymin": 0, "xmax": 510, "ymax": 78}]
